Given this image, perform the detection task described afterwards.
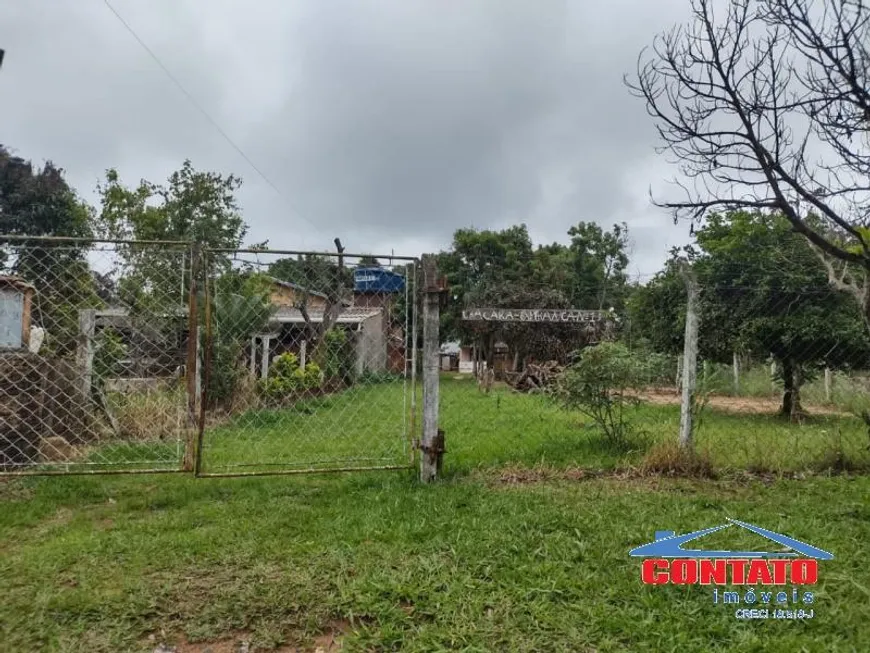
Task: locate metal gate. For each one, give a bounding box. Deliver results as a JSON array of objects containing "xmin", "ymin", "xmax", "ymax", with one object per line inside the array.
[
  {"xmin": 193, "ymin": 247, "xmax": 419, "ymax": 476},
  {"xmin": 0, "ymin": 236, "xmax": 195, "ymax": 475},
  {"xmin": 0, "ymin": 237, "xmax": 419, "ymax": 477}
]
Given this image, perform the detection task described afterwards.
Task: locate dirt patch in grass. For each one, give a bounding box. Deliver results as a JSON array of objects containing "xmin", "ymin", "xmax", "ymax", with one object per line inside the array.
[
  {"xmin": 480, "ymin": 464, "xmax": 639, "ymax": 486},
  {"xmin": 634, "ymin": 388, "xmax": 846, "ymax": 416},
  {"xmin": 148, "ymin": 619, "xmax": 348, "ymax": 652},
  {"xmin": 479, "ymin": 461, "xmax": 864, "ymax": 487}
]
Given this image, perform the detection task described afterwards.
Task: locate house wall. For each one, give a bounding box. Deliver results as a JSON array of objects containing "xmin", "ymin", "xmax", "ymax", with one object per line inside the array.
[{"xmin": 269, "ymin": 285, "xmax": 328, "ymax": 310}]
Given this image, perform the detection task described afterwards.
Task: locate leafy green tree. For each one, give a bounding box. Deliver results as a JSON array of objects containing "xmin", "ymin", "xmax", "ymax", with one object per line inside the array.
[
  {"xmin": 629, "ymin": 211, "xmax": 870, "ymax": 418},
  {"xmin": 0, "ymin": 145, "xmax": 102, "ymax": 355},
  {"xmin": 207, "ymin": 270, "xmax": 275, "ymax": 409},
  {"xmin": 565, "ymin": 221, "xmax": 630, "ymax": 310},
  {"xmin": 97, "ymin": 160, "xmax": 246, "ymax": 312},
  {"xmin": 438, "ymin": 222, "xmax": 629, "ymax": 367},
  {"xmin": 438, "ymin": 225, "xmax": 536, "ymax": 364}
]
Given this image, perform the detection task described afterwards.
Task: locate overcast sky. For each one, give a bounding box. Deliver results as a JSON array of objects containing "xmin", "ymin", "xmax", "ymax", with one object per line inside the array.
[{"xmin": 2, "ymin": 0, "xmax": 695, "ymax": 278}]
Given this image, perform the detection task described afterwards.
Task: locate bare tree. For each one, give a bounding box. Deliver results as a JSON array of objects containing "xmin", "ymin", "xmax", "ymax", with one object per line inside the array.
[{"xmin": 627, "ymin": 0, "xmax": 870, "ymax": 328}]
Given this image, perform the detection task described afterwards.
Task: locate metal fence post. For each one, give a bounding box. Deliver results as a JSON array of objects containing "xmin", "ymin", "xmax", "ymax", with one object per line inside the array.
[{"xmin": 420, "ymin": 254, "xmax": 443, "ymax": 482}]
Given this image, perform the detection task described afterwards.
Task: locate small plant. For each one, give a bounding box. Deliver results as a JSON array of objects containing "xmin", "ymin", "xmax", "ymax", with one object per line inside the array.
[
  {"xmin": 554, "ymin": 342, "xmax": 646, "ymax": 451},
  {"xmin": 258, "ymin": 352, "xmax": 322, "ymax": 401}
]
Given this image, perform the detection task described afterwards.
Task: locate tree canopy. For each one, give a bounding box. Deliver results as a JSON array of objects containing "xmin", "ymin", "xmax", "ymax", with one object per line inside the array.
[
  {"xmin": 438, "ymin": 222, "xmax": 629, "ymax": 367},
  {"xmin": 629, "ymin": 210, "xmax": 870, "ymax": 417}
]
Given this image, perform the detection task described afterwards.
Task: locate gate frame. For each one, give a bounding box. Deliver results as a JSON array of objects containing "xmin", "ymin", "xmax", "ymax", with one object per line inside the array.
[
  {"xmin": 0, "ymin": 235, "xmax": 196, "ymax": 476},
  {"xmin": 192, "ymin": 247, "xmax": 422, "ymax": 478}
]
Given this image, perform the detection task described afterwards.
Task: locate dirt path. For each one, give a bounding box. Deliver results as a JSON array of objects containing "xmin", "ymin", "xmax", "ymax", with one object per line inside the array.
[{"xmin": 634, "ymin": 388, "xmax": 848, "ymax": 416}]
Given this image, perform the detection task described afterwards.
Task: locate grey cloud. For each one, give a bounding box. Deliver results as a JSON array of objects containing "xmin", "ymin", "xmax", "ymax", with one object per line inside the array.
[{"xmin": 1, "ymin": 0, "xmax": 692, "ymax": 273}]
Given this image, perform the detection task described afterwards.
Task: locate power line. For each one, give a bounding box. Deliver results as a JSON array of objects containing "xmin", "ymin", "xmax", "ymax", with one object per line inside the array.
[{"xmin": 101, "ymin": 0, "xmax": 316, "ymax": 231}]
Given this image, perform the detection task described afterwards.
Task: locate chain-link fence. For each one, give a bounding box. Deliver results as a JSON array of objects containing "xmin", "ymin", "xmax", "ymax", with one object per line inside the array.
[
  {"xmin": 194, "ymin": 248, "xmax": 419, "ymax": 476},
  {"xmin": 0, "ymin": 237, "xmax": 421, "ymax": 477},
  {"xmin": 0, "ymin": 237, "xmax": 194, "ymax": 474},
  {"xmin": 434, "ymin": 254, "xmax": 870, "ymax": 476},
  {"xmin": 5, "ymin": 235, "xmax": 868, "ymax": 478}
]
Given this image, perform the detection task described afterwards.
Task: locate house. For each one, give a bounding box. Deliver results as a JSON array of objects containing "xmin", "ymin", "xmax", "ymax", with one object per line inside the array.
[
  {"xmin": 440, "ymin": 341, "xmax": 460, "ymax": 371},
  {"xmin": 266, "ymin": 278, "xmax": 337, "ymax": 311},
  {"xmin": 249, "ymin": 305, "xmax": 387, "ymax": 380},
  {"xmin": 250, "ymin": 270, "xmax": 407, "ymax": 379},
  {"xmin": 351, "ymin": 268, "xmax": 406, "ymax": 374},
  {"xmin": 456, "ymin": 341, "xmax": 509, "ymax": 374}
]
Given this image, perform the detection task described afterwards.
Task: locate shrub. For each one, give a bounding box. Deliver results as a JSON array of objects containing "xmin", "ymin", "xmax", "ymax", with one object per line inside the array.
[
  {"xmin": 258, "ymin": 352, "xmax": 322, "ymax": 401},
  {"xmin": 321, "ymin": 328, "xmax": 355, "ymax": 383},
  {"xmin": 206, "ymin": 278, "xmax": 275, "ymax": 409},
  {"xmin": 554, "ymin": 342, "xmax": 647, "ymax": 450}
]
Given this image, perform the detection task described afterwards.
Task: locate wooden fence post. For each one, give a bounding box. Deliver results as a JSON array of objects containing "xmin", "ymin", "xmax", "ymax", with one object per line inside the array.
[
  {"xmin": 182, "ymin": 244, "xmax": 200, "ymax": 472},
  {"xmin": 824, "ymin": 367, "xmax": 833, "ymax": 403},
  {"xmin": 678, "ymin": 263, "xmax": 699, "ymax": 451},
  {"xmin": 732, "ymin": 351, "xmax": 740, "ymax": 395},
  {"xmin": 420, "ymin": 254, "xmax": 443, "ymax": 482}
]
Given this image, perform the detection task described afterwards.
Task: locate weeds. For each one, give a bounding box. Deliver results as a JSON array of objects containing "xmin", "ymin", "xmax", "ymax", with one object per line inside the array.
[
  {"xmin": 639, "ymin": 441, "xmax": 716, "ymax": 478},
  {"xmin": 109, "ymin": 386, "xmax": 184, "ymax": 441}
]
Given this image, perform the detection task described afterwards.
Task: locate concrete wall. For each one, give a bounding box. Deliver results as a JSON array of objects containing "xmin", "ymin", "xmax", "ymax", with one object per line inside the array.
[{"xmin": 355, "ymin": 312, "xmax": 386, "ymax": 375}]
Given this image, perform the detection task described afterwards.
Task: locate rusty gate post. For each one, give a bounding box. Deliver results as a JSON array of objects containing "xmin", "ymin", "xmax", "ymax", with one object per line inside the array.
[
  {"xmin": 182, "ymin": 243, "xmax": 199, "ymax": 472},
  {"xmin": 194, "ymin": 251, "xmax": 213, "ymax": 477},
  {"xmin": 419, "ymin": 254, "xmax": 443, "ymax": 482}
]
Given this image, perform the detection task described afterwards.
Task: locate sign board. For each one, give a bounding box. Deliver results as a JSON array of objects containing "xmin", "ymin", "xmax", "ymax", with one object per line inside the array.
[
  {"xmin": 461, "ymin": 308, "xmax": 609, "ymax": 323},
  {"xmin": 0, "ymin": 288, "xmax": 24, "ymax": 348}
]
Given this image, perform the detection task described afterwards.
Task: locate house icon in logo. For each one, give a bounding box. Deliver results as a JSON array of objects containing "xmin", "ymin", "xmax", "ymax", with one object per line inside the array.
[{"xmin": 629, "ymin": 518, "xmax": 834, "ymax": 560}]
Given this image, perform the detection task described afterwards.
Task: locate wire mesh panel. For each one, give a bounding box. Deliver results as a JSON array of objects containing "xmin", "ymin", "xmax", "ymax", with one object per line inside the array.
[
  {"xmin": 195, "ymin": 248, "xmax": 419, "ymax": 476},
  {"xmin": 0, "ymin": 237, "xmax": 195, "ymax": 474}
]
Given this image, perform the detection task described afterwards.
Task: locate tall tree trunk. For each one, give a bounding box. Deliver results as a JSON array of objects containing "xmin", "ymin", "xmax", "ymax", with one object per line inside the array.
[{"xmin": 779, "ymin": 358, "xmax": 805, "ymax": 421}]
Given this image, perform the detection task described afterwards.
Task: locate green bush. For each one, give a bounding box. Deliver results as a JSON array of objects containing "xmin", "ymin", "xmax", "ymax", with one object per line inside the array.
[
  {"xmin": 206, "ymin": 283, "xmax": 274, "ymax": 409},
  {"xmin": 321, "ymin": 328, "xmax": 355, "ymax": 383},
  {"xmin": 258, "ymin": 352, "xmax": 322, "ymax": 401},
  {"xmin": 554, "ymin": 342, "xmax": 648, "ymax": 451}
]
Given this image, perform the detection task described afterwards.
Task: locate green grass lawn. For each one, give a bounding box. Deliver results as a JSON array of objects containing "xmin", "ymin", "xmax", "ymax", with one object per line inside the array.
[
  {"xmin": 48, "ymin": 374, "xmax": 867, "ymax": 476},
  {"xmin": 2, "ymin": 471, "xmax": 869, "ymax": 652},
  {"xmin": 201, "ymin": 381, "xmax": 415, "ymax": 475},
  {"xmin": 197, "ymin": 375, "xmax": 870, "ymax": 476},
  {"xmin": 4, "ymin": 377, "xmax": 870, "ymax": 651}
]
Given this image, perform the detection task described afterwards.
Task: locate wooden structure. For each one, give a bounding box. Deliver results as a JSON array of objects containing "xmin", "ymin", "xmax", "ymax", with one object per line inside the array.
[
  {"xmin": 460, "ymin": 307, "xmax": 615, "ymax": 378},
  {"xmin": 0, "ymin": 276, "xmax": 35, "ymax": 350}
]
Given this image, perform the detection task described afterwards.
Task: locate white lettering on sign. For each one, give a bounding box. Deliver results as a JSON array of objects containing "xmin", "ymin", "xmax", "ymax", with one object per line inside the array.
[{"xmin": 461, "ymin": 308, "xmax": 609, "ymax": 323}]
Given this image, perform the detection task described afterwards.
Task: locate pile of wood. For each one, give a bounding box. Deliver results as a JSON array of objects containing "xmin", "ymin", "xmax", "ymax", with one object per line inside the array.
[{"xmin": 510, "ymin": 360, "xmax": 563, "ymax": 393}]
